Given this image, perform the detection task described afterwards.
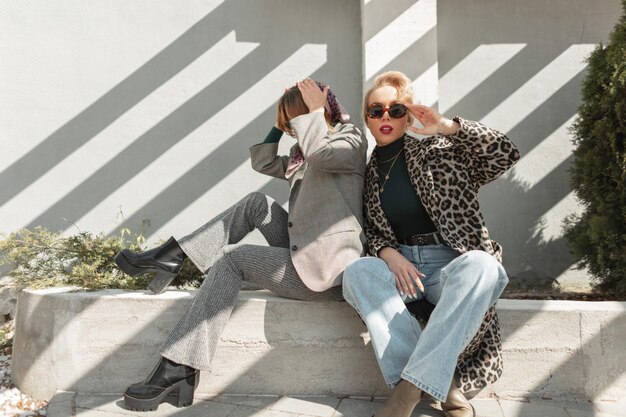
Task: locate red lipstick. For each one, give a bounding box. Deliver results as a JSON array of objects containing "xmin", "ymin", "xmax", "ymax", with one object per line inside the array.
[{"xmin": 380, "ymin": 125, "xmax": 393, "ymax": 134}]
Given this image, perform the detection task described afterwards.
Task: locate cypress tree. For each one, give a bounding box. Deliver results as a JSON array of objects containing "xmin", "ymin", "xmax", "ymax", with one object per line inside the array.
[{"xmin": 565, "ymin": 0, "xmax": 626, "ymax": 296}]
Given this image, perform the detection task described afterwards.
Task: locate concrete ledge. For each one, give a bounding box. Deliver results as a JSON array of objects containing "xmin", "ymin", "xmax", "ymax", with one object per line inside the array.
[{"xmin": 11, "ymin": 288, "xmax": 626, "ymax": 404}]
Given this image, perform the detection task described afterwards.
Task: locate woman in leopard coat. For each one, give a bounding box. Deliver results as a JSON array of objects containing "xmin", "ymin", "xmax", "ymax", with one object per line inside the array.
[{"xmin": 342, "ymin": 71, "xmax": 520, "ymax": 417}]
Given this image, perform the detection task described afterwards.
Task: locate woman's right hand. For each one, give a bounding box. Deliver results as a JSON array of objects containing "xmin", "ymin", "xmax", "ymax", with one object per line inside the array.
[{"xmin": 378, "ymin": 247, "xmax": 425, "ymax": 298}]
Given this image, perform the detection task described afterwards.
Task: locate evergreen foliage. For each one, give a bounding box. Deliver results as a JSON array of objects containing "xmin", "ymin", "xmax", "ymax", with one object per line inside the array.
[
  {"xmin": 0, "ymin": 226, "xmax": 203, "ymax": 290},
  {"xmin": 565, "ymin": 0, "xmax": 626, "ymax": 297}
]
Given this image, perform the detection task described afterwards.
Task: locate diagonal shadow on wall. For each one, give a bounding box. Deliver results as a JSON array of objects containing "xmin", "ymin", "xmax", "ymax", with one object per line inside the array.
[
  {"xmin": 0, "ymin": 0, "xmax": 236, "ymax": 209},
  {"xmin": 15, "ymin": 0, "xmax": 363, "ymax": 238},
  {"xmin": 437, "ymin": 56, "xmax": 588, "ymax": 286},
  {"xmin": 435, "ymin": 0, "xmax": 622, "ymax": 288},
  {"xmin": 23, "ymin": 43, "xmax": 300, "ymax": 233},
  {"xmin": 503, "ymin": 73, "xmax": 584, "ymax": 155},
  {"xmin": 441, "ymin": 44, "xmax": 583, "ymax": 127},
  {"xmin": 363, "ymin": 0, "xmax": 419, "ymax": 41},
  {"xmin": 10, "ymin": 1, "xmax": 625, "ymax": 415},
  {"xmin": 485, "ymin": 157, "xmax": 576, "ymax": 287},
  {"xmin": 366, "ymin": 26, "xmax": 438, "ymax": 85}
]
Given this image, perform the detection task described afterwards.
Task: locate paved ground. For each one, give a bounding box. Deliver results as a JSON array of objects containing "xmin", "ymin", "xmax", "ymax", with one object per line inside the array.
[{"xmin": 45, "ymin": 392, "xmax": 624, "ymax": 417}]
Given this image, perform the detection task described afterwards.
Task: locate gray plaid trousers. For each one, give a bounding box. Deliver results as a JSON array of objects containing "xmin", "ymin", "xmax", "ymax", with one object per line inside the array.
[{"xmin": 159, "ymin": 192, "xmax": 343, "ymax": 370}]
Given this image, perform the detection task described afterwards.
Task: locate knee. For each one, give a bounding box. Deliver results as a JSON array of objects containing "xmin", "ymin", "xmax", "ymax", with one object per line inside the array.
[
  {"xmin": 243, "ymin": 191, "xmax": 267, "ymax": 205},
  {"xmin": 343, "ymin": 257, "xmax": 383, "ymax": 284},
  {"xmin": 470, "ymin": 250, "xmax": 508, "ymax": 286},
  {"xmin": 216, "ymin": 244, "xmax": 246, "ymax": 270},
  {"xmin": 449, "ymin": 250, "xmax": 508, "ymax": 287},
  {"xmin": 464, "ymin": 250, "xmax": 498, "ymax": 268},
  {"xmin": 342, "ymin": 257, "xmax": 390, "ymax": 297}
]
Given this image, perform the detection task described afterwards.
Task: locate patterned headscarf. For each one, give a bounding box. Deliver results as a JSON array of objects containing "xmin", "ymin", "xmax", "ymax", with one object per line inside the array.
[
  {"xmin": 285, "ymin": 81, "xmax": 351, "ymax": 178},
  {"xmin": 317, "ymin": 81, "xmax": 351, "ymax": 124}
]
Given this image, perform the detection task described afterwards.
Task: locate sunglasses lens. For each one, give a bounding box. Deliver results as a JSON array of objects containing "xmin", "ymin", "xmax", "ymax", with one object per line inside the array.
[
  {"xmin": 367, "ymin": 105, "xmax": 384, "ymax": 119},
  {"xmin": 367, "ymin": 104, "xmax": 407, "ymax": 119},
  {"xmin": 389, "ymin": 104, "xmax": 407, "ymax": 118}
]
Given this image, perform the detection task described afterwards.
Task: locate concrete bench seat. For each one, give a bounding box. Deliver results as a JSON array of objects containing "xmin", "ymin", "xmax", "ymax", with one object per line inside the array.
[{"xmin": 11, "ymin": 288, "xmax": 626, "ymax": 405}]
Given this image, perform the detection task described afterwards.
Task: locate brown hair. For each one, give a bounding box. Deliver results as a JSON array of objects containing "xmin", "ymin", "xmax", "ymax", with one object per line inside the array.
[
  {"xmin": 363, "ymin": 71, "xmax": 414, "ymax": 124},
  {"xmin": 277, "ymin": 86, "xmax": 331, "ymax": 137}
]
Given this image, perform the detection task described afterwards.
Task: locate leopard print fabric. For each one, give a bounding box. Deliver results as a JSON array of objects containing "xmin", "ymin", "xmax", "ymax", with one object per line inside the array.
[
  {"xmin": 456, "ymin": 305, "xmax": 503, "ymax": 396},
  {"xmin": 363, "ymin": 117, "xmax": 519, "ymax": 394}
]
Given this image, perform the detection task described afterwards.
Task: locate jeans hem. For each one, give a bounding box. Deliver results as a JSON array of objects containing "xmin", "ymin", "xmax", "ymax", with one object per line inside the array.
[
  {"xmin": 385, "ymin": 377, "xmax": 401, "ymax": 389},
  {"xmin": 400, "ymin": 373, "xmax": 446, "ymax": 402}
]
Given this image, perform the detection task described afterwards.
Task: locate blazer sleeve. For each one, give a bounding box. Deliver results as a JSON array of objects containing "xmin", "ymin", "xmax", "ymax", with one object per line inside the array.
[
  {"xmin": 249, "ymin": 141, "xmax": 290, "ymax": 181},
  {"xmin": 447, "ymin": 117, "xmax": 520, "ymax": 187},
  {"xmin": 289, "ymin": 112, "xmax": 366, "ymax": 173}
]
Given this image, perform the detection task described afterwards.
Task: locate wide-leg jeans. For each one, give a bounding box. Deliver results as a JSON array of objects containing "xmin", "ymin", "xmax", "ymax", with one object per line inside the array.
[{"xmin": 342, "ymin": 245, "xmax": 508, "ymax": 401}]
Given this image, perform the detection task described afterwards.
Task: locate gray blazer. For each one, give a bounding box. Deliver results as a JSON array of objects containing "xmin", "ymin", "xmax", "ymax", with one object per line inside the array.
[{"xmin": 249, "ymin": 112, "xmax": 367, "ymax": 291}]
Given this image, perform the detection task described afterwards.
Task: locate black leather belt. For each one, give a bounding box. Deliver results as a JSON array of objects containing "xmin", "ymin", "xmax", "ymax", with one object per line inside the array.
[{"xmin": 400, "ymin": 232, "xmax": 443, "ymax": 246}]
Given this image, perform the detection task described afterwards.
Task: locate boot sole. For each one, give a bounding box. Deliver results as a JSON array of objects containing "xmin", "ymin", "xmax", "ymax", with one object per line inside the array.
[{"xmin": 123, "ymin": 373, "xmax": 198, "ymax": 412}]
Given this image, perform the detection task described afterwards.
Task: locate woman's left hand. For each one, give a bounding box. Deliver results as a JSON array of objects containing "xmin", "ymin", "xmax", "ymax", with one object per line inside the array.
[
  {"xmin": 406, "ymin": 104, "xmax": 459, "ymax": 136},
  {"xmin": 297, "ymin": 79, "xmax": 328, "ymax": 114}
]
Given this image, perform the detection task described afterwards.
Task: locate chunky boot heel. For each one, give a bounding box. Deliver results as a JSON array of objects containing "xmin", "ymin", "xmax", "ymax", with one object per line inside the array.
[
  {"xmin": 113, "ymin": 237, "xmax": 187, "ymax": 293},
  {"xmin": 148, "ymin": 270, "xmax": 177, "ymax": 295},
  {"xmin": 123, "ymin": 357, "xmax": 199, "ymax": 412},
  {"xmin": 174, "ymin": 372, "xmax": 198, "ymax": 407}
]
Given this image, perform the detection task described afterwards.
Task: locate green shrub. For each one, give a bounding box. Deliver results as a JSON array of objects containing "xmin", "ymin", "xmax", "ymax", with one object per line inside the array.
[
  {"xmin": 565, "ymin": 0, "xmax": 626, "ymax": 297},
  {"xmin": 0, "ymin": 226, "xmax": 203, "ymax": 291}
]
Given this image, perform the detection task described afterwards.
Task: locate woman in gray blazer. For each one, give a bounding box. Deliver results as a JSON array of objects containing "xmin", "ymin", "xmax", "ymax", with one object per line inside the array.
[{"xmin": 114, "ymin": 79, "xmax": 367, "ymax": 411}]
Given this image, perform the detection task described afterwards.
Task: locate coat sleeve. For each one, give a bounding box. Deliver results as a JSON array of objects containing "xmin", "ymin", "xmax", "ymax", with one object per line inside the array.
[
  {"xmin": 249, "ymin": 141, "xmax": 289, "ymax": 180},
  {"xmin": 289, "ymin": 112, "xmax": 366, "ymax": 173},
  {"xmin": 447, "ymin": 117, "xmax": 520, "ymax": 187},
  {"xmin": 365, "ymin": 217, "xmax": 398, "ymax": 256}
]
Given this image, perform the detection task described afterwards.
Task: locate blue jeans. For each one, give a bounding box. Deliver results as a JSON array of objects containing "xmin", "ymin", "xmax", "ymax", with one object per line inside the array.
[{"xmin": 342, "ymin": 246, "xmax": 508, "ymax": 402}]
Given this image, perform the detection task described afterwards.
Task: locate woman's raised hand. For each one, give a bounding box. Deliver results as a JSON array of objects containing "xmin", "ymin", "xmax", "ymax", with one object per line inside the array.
[
  {"xmin": 378, "ymin": 247, "xmax": 425, "ymax": 298},
  {"xmin": 405, "ymin": 104, "xmax": 459, "ymax": 136},
  {"xmin": 297, "ymin": 79, "xmax": 328, "ymax": 114},
  {"xmin": 406, "ymin": 104, "xmax": 443, "ymax": 135}
]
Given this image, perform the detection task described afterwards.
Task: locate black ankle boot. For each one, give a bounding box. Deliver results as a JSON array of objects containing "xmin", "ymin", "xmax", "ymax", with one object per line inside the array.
[
  {"xmin": 114, "ymin": 237, "xmax": 187, "ymax": 294},
  {"xmin": 123, "ymin": 357, "xmax": 199, "ymax": 412}
]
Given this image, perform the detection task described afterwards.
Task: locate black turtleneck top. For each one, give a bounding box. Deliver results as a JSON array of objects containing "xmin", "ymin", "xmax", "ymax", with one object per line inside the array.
[{"xmin": 376, "ymin": 136, "xmax": 437, "ymax": 241}]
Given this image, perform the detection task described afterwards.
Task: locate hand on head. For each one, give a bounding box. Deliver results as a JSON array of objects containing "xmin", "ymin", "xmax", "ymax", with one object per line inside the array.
[{"xmin": 297, "ymin": 79, "xmax": 329, "ymax": 114}]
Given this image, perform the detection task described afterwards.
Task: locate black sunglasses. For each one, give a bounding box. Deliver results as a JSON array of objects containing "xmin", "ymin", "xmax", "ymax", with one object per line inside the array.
[{"xmin": 366, "ymin": 103, "xmax": 408, "ymax": 119}]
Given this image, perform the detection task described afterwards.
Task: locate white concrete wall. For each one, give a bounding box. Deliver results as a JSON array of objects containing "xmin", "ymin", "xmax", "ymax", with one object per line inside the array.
[
  {"xmin": 437, "ymin": 0, "xmax": 622, "ymax": 288},
  {"xmin": 0, "ymin": 0, "xmax": 363, "ymax": 242},
  {"xmin": 364, "ymin": 0, "xmax": 622, "ymax": 288},
  {"xmin": 1, "ymin": 1, "xmax": 622, "ymax": 286}
]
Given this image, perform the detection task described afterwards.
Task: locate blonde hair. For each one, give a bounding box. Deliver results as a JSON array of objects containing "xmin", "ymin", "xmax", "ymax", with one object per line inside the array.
[
  {"xmin": 277, "ymin": 86, "xmax": 331, "ymax": 137},
  {"xmin": 363, "ymin": 71, "xmax": 414, "ymax": 124}
]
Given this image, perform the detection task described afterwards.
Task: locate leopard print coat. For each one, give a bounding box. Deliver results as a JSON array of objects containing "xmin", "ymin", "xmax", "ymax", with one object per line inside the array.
[{"xmin": 364, "ymin": 117, "xmax": 520, "ymax": 395}]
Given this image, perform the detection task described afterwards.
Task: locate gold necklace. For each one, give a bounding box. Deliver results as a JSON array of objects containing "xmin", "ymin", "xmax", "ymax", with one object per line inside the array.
[
  {"xmin": 378, "ymin": 149, "xmax": 403, "ymax": 193},
  {"xmin": 378, "ymin": 148, "xmax": 403, "ymax": 163}
]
